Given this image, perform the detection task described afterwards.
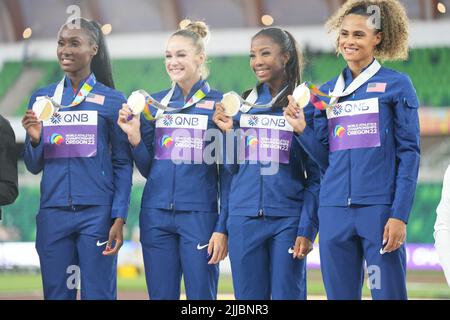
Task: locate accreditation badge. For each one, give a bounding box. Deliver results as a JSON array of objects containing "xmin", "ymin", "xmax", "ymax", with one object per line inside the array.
[
  {"xmin": 239, "ymin": 114, "xmax": 293, "ymax": 164},
  {"xmin": 43, "ymin": 110, "xmax": 98, "ymax": 159},
  {"xmin": 327, "ymin": 98, "xmax": 380, "ymax": 152},
  {"xmin": 154, "ymin": 113, "xmax": 208, "ymax": 163}
]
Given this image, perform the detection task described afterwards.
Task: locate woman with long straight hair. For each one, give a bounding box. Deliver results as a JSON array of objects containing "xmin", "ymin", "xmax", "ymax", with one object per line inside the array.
[
  {"xmin": 22, "ymin": 17, "xmax": 133, "ymax": 300},
  {"xmin": 213, "ymin": 27, "xmax": 320, "ymax": 300}
]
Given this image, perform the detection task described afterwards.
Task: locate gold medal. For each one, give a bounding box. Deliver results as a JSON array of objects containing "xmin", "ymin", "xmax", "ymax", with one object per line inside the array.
[
  {"xmin": 292, "ymin": 83, "xmax": 311, "ymax": 109},
  {"xmin": 32, "ymin": 98, "xmax": 56, "ymax": 121},
  {"xmin": 221, "ymin": 92, "xmax": 241, "ymax": 117},
  {"xmin": 127, "ymin": 91, "xmax": 146, "ymax": 115}
]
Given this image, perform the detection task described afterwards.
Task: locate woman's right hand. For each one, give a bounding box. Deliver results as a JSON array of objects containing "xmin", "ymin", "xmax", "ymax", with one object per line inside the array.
[
  {"xmin": 117, "ymin": 103, "xmax": 142, "ymax": 147},
  {"xmin": 284, "ymin": 95, "xmax": 307, "ymax": 134},
  {"xmin": 22, "ymin": 110, "xmax": 42, "ymax": 145},
  {"xmin": 213, "ymin": 102, "xmax": 233, "ymax": 132}
]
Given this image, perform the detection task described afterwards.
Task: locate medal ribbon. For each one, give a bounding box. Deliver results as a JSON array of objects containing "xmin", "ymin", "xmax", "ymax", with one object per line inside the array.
[
  {"xmin": 50, "ymin": 73, "xmax": 97, "ymax": 108},
  {"xmin": 303, "ymin": 60, "xmax": 381, "ymax": 111},
  {"xmin": 239, "ymin": 85, "xmax": 288, "ymax": 113},
  {"xmin": 142, "ymin": 81, "xmax": 211, "ymax": 120}
]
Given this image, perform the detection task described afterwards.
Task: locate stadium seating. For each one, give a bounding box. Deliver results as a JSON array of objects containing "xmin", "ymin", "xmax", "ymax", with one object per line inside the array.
[{"xmin": 0, "ymin": 62, "xmax": 22, "ymax": 103}]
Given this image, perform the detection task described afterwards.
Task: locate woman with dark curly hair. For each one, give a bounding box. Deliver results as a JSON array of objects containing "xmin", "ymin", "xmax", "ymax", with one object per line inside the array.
[{"xmin": 285, "ymin": 0, "xmax": 420, "ymax": 299}]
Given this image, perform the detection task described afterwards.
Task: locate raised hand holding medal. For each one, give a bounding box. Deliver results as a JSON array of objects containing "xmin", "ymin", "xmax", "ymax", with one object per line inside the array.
[
  {"xmin": 220, "ymin": 85, "xmax": 288, "ymax": 116},
  {"xmin": 31, "ymin": 73, "xmax": 97, "ymax": 121},
  {"xmin": 284, "ymin": 81, "xmax": 334, "ymax": 134},
  {"xmin": 126, "ymin": 82, "xmax": 210, "ymax": 121},
  {"xmin": 32, "ymin": 97, "xmax": 57, "ymax": 121}
]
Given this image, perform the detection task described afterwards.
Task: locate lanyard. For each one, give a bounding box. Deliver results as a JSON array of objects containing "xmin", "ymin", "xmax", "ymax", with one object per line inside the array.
[
  {"xmin": 141, "ymin": 81, "xmax": 210, "ymax": 120},
  {"xmin": 329, "ymin": 59, "xmax": 381, "ymax": 106},
  {"xmin": 51, "ymin": 73, "xmax": 97, "ymax": 108},
  {"xmin": 305, "ymin": 60, "xmax": 381, "ymax": 111},
  {"xmin": 239, "ymin": 84, "xmax": 288, "ymax": 113}
]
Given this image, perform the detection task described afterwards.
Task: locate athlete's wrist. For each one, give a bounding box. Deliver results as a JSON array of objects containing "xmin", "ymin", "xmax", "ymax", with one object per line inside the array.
[
  {"xmin": 128, "ymin": 134, "xmax": 141, "ymax": 148},
  {"xmin": 30, "ymin": 137, "xmax": 41, "ymax": 147},
  {"xmin": 113, "ymin": 217, "xmax": 125, "ymax": 225},
  {"xmin": 294, "ymin": 126, "xmax": 305, "ymax": 135}
]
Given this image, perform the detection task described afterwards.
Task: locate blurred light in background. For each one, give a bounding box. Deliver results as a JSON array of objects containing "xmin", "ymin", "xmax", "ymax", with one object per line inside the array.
[
  {"xmin": 261, "ymin": 14, "xmax": 274, "ymax": 26},
  {"xmin": 438, "ymin": 2, "xmax": 447, "ymax": 14},
  {"xmin": 22, "ymin": 27, "xmax": 32, "ymax": 39},
  {"xmin": 101, "ymin": 23, "xmax": 112, "ymax": 35},
  {"xmin": 179, "ymin": 19, "xmax": 191, "ymax": 29}
]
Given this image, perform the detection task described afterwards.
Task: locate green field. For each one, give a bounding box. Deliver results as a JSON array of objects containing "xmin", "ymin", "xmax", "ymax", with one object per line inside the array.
[{"xmin": 0, "ymin": 270, "xmax": 449, "ymax": 300}]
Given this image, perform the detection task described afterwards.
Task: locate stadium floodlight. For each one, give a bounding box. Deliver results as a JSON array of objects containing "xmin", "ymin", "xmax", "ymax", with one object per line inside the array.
[
  {"xmin": 101, "ymin": 24, "xmax": 112, "ymax": 35},
  {"xmin": 22, "ymin": 27, "xmax": 32, "ymax": 39},
  {"xmin": 261, "ymin": 15, "xmax": 274, "ymax": 26}
]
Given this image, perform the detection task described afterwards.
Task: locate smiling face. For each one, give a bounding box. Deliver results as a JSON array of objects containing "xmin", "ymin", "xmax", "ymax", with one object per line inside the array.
[
  {"xmin": 338, "ymin": 14, "xmax": 382, "ymax": 69},
  {"xmin": 165, "ymin": 35, "xmax": 204, "ymax": 85},
  {"xmin": 56, "ymin": 26, "xmax": 97, "ymax": 76},
  {"xmin": 250, "ymin": 35, "xmax": 289, "ymax": 89}
]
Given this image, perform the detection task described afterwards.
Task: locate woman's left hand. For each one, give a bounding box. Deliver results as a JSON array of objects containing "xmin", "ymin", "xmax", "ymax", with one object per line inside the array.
[
  {"xmin": 381, "ymin": 218, "xmax": 406, "ymax": 254},
  {"xmin": 103, "ymin": 218, "xmax": 125, "ymax": 256},
  {"xmin": 293, "ymin": 236, "xmax": 313, "ymax": 259},
  {"xmin": 207, "ymin": 232, "xmax": 228, "ymax": 265}
]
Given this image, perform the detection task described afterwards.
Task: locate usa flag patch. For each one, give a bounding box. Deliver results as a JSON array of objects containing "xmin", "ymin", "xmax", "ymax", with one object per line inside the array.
[
  {"xmin": 86, "ymin": 93, "xmax": 105, "ymax": 105},
  {"xmin": 366, "ymin": 82, "xmax": 387, "ymax": 93},
  {"xmin": 196, "ymin": 100, "xmax": 215, "ymax": 110}
]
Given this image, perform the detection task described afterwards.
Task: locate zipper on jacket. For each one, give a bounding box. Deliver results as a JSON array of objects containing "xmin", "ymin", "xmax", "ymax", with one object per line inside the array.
[
  {"xmin": 68, "ymin": 157, "xmax": 72, "ymax": 206},
  {"xmin": 347, "ymin": 92, "xmax": 358, "ymax": 206},
  {"xmin": 348, "ymin": 149, "xmax": 351, "ymax": 206},
  {"xmin": 170, "ymin": 163, "xmax": 176, "ymax": 211},
  {"xmin": 258, "ymin": 163, "xmax": 264, "ymax": 217}
]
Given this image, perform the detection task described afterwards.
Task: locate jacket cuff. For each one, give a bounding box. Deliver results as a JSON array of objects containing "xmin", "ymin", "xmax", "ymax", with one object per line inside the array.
[
  {"xmin": 297, "ymin": 225, "xmax": 318, "ymax": 243},
  {"xmin": 214, "ymin": 209, "xmax": 228, "ymax": 234},
  {"xmin": 111, "ymin": 206, "xmax": 129, "ymax": 221},
  {"xmin": 131, "ymin": 139, "xmax": 147, "ymax": 158},
  {"xmin": 391, "ymin": 210, "xmax": 409, "ymax": 224}
]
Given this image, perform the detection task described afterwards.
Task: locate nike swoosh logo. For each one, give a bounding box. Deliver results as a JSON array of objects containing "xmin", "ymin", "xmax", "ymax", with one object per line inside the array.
[
  {"xmin": 96, "ymin": 240, "xmax": 109, "ymax": 247},
  {"xmin": 197, "ymin": 243, "xmax": 209, "ymax": 250},
  {"xmin": 288, "ymin": 247, "xmax": 295, "ymax": 254}
]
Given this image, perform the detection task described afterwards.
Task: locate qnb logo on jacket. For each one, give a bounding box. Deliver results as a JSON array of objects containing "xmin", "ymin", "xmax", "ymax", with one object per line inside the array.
[
  {"xmin": 332, "ymin": 104, "xmax": 343, "ymax": 117},
  {"xmin": 247, "ymin": 115, "xmax": 259, "ymax": 127},
  {"xmin": 45, "ymin": 111, "xmax": 96, "ymax": 126},
  {"xmin": 50, "ymin": 113, "xmax": 62, "ymax": 124},
  {"xmin": 239, "ymin": 114, "xmax": 293, "ymax": 164},
  {"xmin": 326, "ymin": 97, "xmax": 381, "ymax": 152},
  {"xmin": 163, "ymin": 114, "xmax": 174, "ymax": 126},
  {"xmin": 155, "ymin": 113, "xmax": 208, "ymax": 163},
  {"xmin": 241, "ymin": 114, "xmax": 292, "ymax": 131},
  {"xmin": 327, "ymin": 98, "xmax": 379, "ymax": 119},
  {"xmin": 156, "ymin": 114, "xmax": 207, "ymax": 129},
  {"xmin": 43, "ymin": 110, "xmax": 98, "ymax": 159}
]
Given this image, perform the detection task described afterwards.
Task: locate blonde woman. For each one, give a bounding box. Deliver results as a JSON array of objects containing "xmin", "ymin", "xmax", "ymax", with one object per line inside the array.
[{"xmin": 118, "ymin": 21, "xmax": 228, "ymax": 300}]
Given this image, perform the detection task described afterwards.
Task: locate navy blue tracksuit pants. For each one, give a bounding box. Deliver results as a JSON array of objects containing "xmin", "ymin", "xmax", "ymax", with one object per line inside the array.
[
  {"xmin": 228, "ymin": 215, "xmax": 307, "ymax": 300},
  {"xmin": 139, "ymin": 208, "xmax": 219, "ymax": 300},
  {"xmin": 318, "ymin": 205, "xmax": 407, "ymax": 300},
  {"xmin": 36, "ymin": 205, "xmax": 117, "ymax": 300}
]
